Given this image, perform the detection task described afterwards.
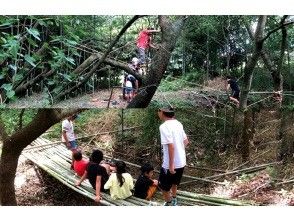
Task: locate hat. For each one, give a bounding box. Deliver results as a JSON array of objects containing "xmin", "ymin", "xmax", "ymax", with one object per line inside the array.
[{"xmin": 159, "ymin": 106, "xmax": 174, "ymax": 113}]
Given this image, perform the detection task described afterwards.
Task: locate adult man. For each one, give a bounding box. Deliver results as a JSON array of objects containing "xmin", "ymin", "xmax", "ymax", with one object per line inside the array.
[
  {"xmin": 158, "ymin": 107, "xmax": 189, "ymax": 206},
  {"xmin": 226, "ymin": 76, "xmax": 240, "ymax": 107},
  {"xmin": 136, "ymin": 28, "xmax": 160, "ymax": 65},
  {"xmin": 62, "ymin": 114, "xmax": 78, "ymax": 169}
]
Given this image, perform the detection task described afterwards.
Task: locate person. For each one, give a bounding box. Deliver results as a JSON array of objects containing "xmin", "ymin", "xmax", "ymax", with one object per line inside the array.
[
  {"xmin": 61, "ymin": 114, "xmax": 78, "ymax": 169},
  {"xmin": 124, "ymin": 73, "xmax": 138, "ymax": 103},
  {"xmin": 158, "ymin": 107, "xmax": 189, "ymax": 206},
  {"xmin": 136, "ymin": 28, "xmax": 160, "ymax": 65},
  {"xmin": 73, "ymin": 151, "xmax": 89, "ymax": 177},
  {"xmin": 104, "ymin": 160, "xmax": 134, "ymax": 200},
  {"xmin": 226, "ymin": 76, "xmax": 240, "ymax": 107},
  {"xmin": 75, "ymin": 149, "xmax": 109, "ymax": 203},
  {"xmin": 134, "ymin": 162, "xmax": 158, "ymax": 200}
]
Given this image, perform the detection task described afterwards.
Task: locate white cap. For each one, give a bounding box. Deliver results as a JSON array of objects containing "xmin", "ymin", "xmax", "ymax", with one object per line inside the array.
[{"xmin": 132, "ymin": 57, "xmax": 139, "ymax": 65}]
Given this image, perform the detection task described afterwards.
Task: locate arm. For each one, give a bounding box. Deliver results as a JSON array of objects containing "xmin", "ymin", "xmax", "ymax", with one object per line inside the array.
[
  {"xmin": 149, "ymin": 42, "xmax": 158, "ymax": 49},
  {"xmin": 104, "ymin": 174, "xmax": 112, "ymax": 190},
  {"xmin": 184, "ymin": 137, "xmax": 189, "ymax": 148},
  {"xmin": 146, "ymin": 29, "xmax": 160, "ymax": 33},
  {"xmin": 94, "ymin": 176, "xmax": 102, "ymax": 203},
  {"xmin": 62, "ymin": 130, "xmax": 70, "ymax": 148},
  {"xmin": 168, "ymin": 143, "xmax": 175, "ymax": 174},
  {"xmin": 75, "ymin": 170, "xmax": 87, "ymax": 186}
]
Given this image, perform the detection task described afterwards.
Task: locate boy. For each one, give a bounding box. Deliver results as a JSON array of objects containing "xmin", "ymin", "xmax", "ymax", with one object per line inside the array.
[
  {"xmin": 134, "ymin": 162, "xmax": 158, "ymax": 200},
  {"xmin": 73, "ymin": 151, "xmax": 89, "ymax": 177},
  {"xmin": 61, "ymin": 114, "xmax": 78, "ymax": 169},
  {"xmin": 158, "ymin": 107, "xmax": 189, "ymax": 206},
  {"xmin": 226, "ymin": 76, "xmax": 240, "ymax": 107},
  {"xmin": 75, "ymin": 149, "xmax": 109, "ymax": 203},
  {"xmin": 136, "ymin": 28, "xmax": 160, "ymax": 65}
]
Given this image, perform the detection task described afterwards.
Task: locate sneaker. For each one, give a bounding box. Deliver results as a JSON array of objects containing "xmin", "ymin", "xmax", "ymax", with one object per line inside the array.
[
  {"xmin": 163, "ymin": 201, "xmax": 172, "ymax": 206},
  {"xmin": 171, "ymin": 197, "xmax": 178, "ymax": 206}
]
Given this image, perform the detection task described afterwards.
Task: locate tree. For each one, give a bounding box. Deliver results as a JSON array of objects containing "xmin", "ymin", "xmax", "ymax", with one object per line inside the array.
[
  {"xmin": 0, "ymin": 109, "xmax": 80, "ymax": 205},
  {"xmin": 128, "ymin": 16, "xmax": 186, "ymax": 107}
]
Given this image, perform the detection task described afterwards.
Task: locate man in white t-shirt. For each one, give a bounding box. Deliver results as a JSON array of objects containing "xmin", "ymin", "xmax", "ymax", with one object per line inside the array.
[
  {"xmin": 62, "ymin": 114, "xmax": 78, "ymax": 169},
  {"xmin": 158, "ymin": 107, "xmax": 189, "ymax": 206}
]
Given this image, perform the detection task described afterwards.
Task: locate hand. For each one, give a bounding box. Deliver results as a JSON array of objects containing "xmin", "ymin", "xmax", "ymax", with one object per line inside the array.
[
  {"xmin": 66, "ymin": 142, "xmax": 71, "ymax": 149},
  {"xmin": 75, "ymin": 181, "xmax": 81, "ymax": 187},
  {"xmin": 95, "ymin": 195, "xmax": 101, "ymax": 203},
  {"xmin": 169, "ymin": 168, "xmax": 176, "ymax": 175}
]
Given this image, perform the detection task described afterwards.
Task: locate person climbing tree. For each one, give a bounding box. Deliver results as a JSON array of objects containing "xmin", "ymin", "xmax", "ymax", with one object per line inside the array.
[
  {"xmin": 226, "ymin": 76, "xmax": 240, "ymax": 107},
  {"xmin": 61, "ymin": 114, "xmax": 79, "ymax": 169},
  {"xmin": 136, "ymin": 27, "xmax": 160, "ymax": 65},
  {"xmin": 157, "ymin": 107, "xmax": 189, "ymax": 206}
]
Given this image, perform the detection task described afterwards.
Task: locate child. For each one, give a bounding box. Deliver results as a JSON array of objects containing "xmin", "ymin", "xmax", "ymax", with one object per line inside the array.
[
  {"xmin": 73, "ymin": 151, "xmax": 89, "ymax": 177},
  {"xmin": 134, "ymin": 163, "xmax": 158, "ymax": 200},
  {"xmin": 75, "ymin": 149, "xmax": 109, "ymax": 203},
  {"xmin": 226, "ymin": 76, "xmax": 240, "ymax": 107},
  {"xmin": 104, "ymin": 160, "xmax": 134, "ymax": 200}
]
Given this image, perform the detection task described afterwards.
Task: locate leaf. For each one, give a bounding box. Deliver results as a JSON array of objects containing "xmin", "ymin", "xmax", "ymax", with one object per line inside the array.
[
  {"xmin": 8, "ymin": 64, "xmax": 17, "ymax": 72},
  {"xmin": 65, "ymin": 56, "xmax": 75, "ymax": 65},
  {"xmin": 0, "ymin": 74, "xmax": 4, "ymax": 80},
  {"xmin": 24, "ymin": 54, "xmax": 36, "ymax": 67},
  {"xmin": 13, "ymin": 73, "xmax": 23, "ymax": 82},
  {"xmin": 6, "ymin": 90, "xmax": 15, "ymax": 99},
  {"xmin": 1, "ymin": 83, "xmax": 13, "ymax": 91},
  {"xmin": 25, "ymin": 27, "xmax": 41, "ymax": 41},
  {"xmin": 47, "ymin": 80, "xmax": 55, "ymax": 85},
  {"xmin": 27, "ymin": 37, "xmax": 38, "ymax": 47}
]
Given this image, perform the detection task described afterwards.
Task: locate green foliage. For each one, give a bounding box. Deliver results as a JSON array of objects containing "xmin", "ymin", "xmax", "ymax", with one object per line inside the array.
[{"xmin": 0, "ymin": 109, "xmax": 37, "ymax": 135}]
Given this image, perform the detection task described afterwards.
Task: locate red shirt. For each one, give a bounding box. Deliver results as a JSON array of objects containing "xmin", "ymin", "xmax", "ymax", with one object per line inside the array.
[
  {"xmin": 136, "ymin": 30, "xmax": 150, "ymax": 49},
  {"xmin": 73, "ymin": 159, "xmax": 89, "ymax": 177}
]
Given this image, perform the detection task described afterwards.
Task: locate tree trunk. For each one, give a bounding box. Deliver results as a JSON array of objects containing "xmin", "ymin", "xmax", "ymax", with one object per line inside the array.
[
  {"xmin": 0, "ymin": 109, "xmax": 80, "ymax": 205},
  {"xmin": 240, "ymin": 109, "xmax": 254, "ymax": 162},
  {"xmin": 277, "ymin": 109, "xmax": 294, "ymax": 162},
  {"xmin": 128, "ymin": 16, "xmax": 186, "ymax": 108},
  {"xmin": 240, "ymin": 16, "xmax": 267, "ymax": 109}
]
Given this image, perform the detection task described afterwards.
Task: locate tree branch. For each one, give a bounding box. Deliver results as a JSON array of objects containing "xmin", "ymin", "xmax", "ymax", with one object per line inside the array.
[{"xmin": 54, "ymin": 15, "xmax": 143, "ymax": 101}]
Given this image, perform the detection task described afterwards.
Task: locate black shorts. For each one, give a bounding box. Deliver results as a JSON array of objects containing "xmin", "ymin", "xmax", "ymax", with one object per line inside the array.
[
  {"xmin": 232, "ymin": 90, "xmax": 240, "ymax": 100},
  {"xmin": 158, "ymin": 167, "xmax": 184, "ymax": 191}
]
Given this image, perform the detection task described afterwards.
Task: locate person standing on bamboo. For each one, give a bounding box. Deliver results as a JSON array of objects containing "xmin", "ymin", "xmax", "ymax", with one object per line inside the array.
[
  {"xmin": 136, "ymin": 27, "xmax": 160, "ymax": 65},
  {"xmin": 61, "ymin": 114, "xmax": 78, "ymax": 169},
  {"xmin": 158, "ymin": 107, "xmax": 189, "ymax": 206}
]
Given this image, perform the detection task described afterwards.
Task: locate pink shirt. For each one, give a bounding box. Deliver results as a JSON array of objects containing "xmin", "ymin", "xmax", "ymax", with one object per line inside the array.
[
  {"xmin": 136, "ymin": 30, "xmax": 150, "ymax": 49},
  {"xmin": 73, "ymin": 159, "xmax": 89, "ymax": 177}
]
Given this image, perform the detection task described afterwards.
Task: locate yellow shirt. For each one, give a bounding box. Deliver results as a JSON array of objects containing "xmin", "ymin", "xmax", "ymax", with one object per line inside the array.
[{"xmin": 104, "ymin": 173, "xmax": 134, "ymax": 200}]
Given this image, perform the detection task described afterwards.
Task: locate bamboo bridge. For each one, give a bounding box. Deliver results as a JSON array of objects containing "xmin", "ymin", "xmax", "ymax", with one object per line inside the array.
[{"xmin": 22, "ymin": 137, "xmax": 254, "ymax": 206}]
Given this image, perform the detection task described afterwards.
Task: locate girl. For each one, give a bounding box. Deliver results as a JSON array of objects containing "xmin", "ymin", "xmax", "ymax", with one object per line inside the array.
[{"xmin": 104, "ymin": 160, "xmax": 134, "ymax": 200}]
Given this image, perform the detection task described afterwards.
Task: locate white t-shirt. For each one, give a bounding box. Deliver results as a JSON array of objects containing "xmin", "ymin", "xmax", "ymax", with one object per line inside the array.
[
  {"xmin": 61, "ymin": 119, "xmax": 76, "ymax": 142},
  {"xmin": 125, "ymin": 80, "xmax": 132, "ymax": 88},
  {"xmin": 159, "ymin": 119, "xmax": 187, "ymax": 169}
]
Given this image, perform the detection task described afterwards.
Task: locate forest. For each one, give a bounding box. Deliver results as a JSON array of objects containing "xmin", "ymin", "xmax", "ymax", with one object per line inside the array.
[
  {"xmin": 0, "ymin": 15, "xmax": 293, "ymax": 107},
  {"xmin": 0, "ymin": 15, "xmax": 293, "ymax": 206}
]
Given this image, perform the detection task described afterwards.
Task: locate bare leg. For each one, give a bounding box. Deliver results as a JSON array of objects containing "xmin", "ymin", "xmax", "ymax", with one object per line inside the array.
[
  {"xmin": 229, "ymin": 97, "xmax": 240, "ymax": 107},
  {"xmin": 162, "ymin": 190, "xmax": 171, "ymax": 202},
  {"xmin": 171, "ymin": 184, "xmax": 177, "ymax": 197}
]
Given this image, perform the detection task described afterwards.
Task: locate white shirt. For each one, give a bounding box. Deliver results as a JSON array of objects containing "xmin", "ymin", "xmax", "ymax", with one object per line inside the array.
[
  {"xmin": 159, "ymin": 119, "xmax": 187, "ymax": 169},
  {"xmin": 125, "ymin": 80, "xmax": 132, "ymax": 88},
  {"xmin": 61, "ymin": 119, "xmax": 76, "ymax": 142}
]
